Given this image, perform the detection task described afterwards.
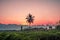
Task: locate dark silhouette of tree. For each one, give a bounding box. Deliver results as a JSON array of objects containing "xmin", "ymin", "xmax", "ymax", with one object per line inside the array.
[
  {"xmin": 59, "ymin": 20, "xmax": 60, "ymax": 24},
  {"xmin": 26, "ymin": 13, "xmax": 34, "ymax": 26},
  {"xmin": 56, "ymin": 20, "xmax": 60, "ymax": 24},
  {"xmin": 56, "ymin": 20, "xmax": 60, "ymax": 30}
]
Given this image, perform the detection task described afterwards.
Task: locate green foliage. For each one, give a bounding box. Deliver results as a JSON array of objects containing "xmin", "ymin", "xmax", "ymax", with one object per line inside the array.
[{"xmin": 0, "ymin": 30, "xmax": 60, "ymax": 40}]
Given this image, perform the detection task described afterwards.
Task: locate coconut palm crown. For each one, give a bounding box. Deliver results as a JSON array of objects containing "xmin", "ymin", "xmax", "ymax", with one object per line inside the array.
[{"xmin": 26, "ymin": 13, "xmax": 34, "ymax": 25}]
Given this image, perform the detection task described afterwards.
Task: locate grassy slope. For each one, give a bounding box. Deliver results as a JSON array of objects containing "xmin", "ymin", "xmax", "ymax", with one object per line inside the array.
[{"xmin": 0, "ymin": 30, "xmax": 60, "ymax": 40}]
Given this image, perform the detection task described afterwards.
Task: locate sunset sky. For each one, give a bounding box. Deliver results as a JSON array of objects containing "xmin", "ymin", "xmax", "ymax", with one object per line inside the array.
[{"xmin": 0, "ymin": 0, "xmax": 60, "ymax": 25}]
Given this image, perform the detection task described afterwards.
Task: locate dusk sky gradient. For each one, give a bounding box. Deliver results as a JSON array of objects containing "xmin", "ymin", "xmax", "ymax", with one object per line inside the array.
[{"xmin": 0, "ymin": 0, "xmax": 60, "ymax": 25}]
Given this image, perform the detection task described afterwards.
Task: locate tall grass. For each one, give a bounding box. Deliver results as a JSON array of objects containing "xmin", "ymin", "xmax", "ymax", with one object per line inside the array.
[{"xmin": 0, "ymin": 30, "xmax": 60, "ymax": 40}]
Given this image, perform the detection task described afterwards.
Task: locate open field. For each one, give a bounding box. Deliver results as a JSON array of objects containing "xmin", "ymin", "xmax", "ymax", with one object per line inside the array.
[{"xmin": 0, "ymin": 30, "xmax": 60, "ymax": 40}]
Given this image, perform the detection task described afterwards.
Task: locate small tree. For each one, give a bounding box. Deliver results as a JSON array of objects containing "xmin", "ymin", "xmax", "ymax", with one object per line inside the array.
[
  {"xmin": 56, "ymin": 20, "xmax": 60, "ymax": 30},
  {"xmin": 26, "ymin": 13, "xmax": 34, "ymax": 26}
]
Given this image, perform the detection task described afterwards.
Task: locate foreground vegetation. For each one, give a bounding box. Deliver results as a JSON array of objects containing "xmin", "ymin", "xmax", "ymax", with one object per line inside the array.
[{"xmin": 0, "ymin": 30, "xmax": 60, "ymax": 40}]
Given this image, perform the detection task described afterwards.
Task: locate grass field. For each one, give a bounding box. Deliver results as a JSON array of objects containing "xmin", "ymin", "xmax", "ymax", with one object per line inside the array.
[{"xmin": 0, "ymin": 30, "xmax": 60, "ymax": 40}]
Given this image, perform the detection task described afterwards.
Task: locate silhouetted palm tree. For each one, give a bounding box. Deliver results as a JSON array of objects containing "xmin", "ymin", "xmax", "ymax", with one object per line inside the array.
[
  {"xmin": 26, "ymin": 13, "xmax": 34, "ymax": 26},
  {"xmin": 59, "ymin": 20, "xmax": 60, "ymax": 24},
  {"xmin": 56, "ymin": 20, "xmax": 60, "ymax": 30},
  {"xmin": 56, "ymin": 20, "xmax": 60, "ymax": 25}
]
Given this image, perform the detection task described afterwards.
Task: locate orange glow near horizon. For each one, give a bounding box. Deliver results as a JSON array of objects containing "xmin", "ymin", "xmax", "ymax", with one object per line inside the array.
[{"xmin": 0, "ymin": 0, "xmax": 60, "ymax": 25}]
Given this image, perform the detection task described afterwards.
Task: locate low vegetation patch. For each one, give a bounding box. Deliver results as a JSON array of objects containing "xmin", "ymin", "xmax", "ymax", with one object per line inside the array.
[{"xmin": 0, "ymin": 30, "xmax": 60, "ymax": 40}]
